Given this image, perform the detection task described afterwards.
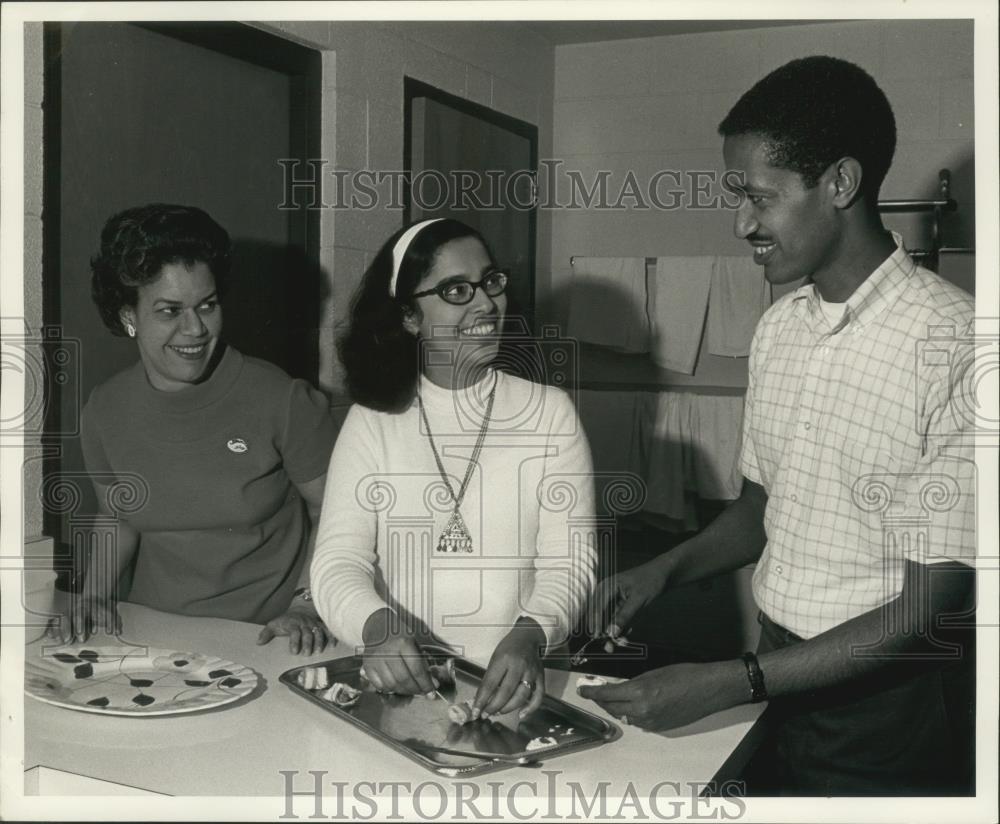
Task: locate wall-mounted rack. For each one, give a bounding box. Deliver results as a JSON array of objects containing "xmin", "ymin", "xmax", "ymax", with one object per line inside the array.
[{"xmin": 878, "ymin": 168, "xmax": 966, "ymax": 271}]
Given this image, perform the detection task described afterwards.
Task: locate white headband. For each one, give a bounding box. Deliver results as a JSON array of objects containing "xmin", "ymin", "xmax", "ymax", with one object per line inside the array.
[{"xmin": 389, "ymin": 218, "xmax": 445, "ymax": 297}]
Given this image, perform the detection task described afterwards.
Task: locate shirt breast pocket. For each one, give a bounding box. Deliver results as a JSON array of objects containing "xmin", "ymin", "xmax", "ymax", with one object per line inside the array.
[{"xmin": 840, "ymin": 437, "xmax": 901, "ymax": 519}]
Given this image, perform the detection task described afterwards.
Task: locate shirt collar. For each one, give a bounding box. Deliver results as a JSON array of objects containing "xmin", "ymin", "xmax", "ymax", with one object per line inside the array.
[{"xmin": 791, "ymin": 232, "xmax": 915, "ymax": 330}]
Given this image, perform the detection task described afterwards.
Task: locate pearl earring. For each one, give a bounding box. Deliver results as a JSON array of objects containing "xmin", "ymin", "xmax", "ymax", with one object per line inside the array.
[{"xmin": 126, "ymin": 322, "xmax": 136, "ymax": 338}]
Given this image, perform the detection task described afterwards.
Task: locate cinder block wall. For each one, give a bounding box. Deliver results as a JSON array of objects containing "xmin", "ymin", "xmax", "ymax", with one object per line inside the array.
[{"xmin": 256, "ymin": 22, "xmax": 556, "ymax": 414}]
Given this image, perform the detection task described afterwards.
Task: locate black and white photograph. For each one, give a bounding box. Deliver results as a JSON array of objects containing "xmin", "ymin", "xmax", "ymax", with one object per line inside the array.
[{"xmin": 1, "ymin": 1, "xmax": 997, "ymax": 820}]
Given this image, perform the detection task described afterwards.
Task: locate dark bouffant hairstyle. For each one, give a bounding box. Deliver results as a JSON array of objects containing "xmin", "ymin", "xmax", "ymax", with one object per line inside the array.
[
  {"xmin": 718, "ymin": 56, "xmax": 896, "ymax": 198},
  {"xmin": 338, "ymin": 219, "xmax": 493, "ymax": 412},
  {"xmin": 90, "ymin": 203, "xmax": 232, "ymax": 335}
]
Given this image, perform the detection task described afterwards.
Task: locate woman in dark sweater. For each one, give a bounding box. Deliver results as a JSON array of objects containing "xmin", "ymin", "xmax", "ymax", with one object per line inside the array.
[{"xmin": 49, "ymin": 203, "xmax": 336, "ymax": 655}]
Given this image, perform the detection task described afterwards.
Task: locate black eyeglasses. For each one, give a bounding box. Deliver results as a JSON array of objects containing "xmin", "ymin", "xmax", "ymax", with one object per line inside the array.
[{"xmin": 411, "ymin": 269, "xmax": 509, "ymax": 306}]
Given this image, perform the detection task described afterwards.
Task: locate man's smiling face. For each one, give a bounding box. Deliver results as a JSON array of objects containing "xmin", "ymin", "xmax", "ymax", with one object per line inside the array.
[{"xmin": 723, "ymin": 132, "xmax": 840, "ymax": 286}]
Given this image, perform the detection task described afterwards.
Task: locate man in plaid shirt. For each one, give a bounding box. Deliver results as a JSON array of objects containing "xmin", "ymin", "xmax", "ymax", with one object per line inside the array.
[{"xmin": 580, "ymin": 56, "xmax": 976, "ymax": 795}]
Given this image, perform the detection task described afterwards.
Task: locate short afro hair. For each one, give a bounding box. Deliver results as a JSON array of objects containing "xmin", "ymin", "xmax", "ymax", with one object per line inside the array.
[
  {"xmin": 719, "ymin": 56, "xmax": 896, "ymax": 197},
  {"xmin": 90, "ymin": 203, "xmax": 232, "ymax": 336}
]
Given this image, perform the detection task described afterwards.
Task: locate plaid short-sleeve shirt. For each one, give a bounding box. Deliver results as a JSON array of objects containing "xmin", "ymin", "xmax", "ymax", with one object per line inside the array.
[{"xmin": 741, "ymin": 239, "xmax": 976, "ymax": 639}]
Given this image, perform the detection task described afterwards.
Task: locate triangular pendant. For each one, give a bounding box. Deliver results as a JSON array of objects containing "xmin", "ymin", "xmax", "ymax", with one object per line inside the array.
[{"xmin": 436, "ymin": 509, "xmax": 473, "ymax": 553}]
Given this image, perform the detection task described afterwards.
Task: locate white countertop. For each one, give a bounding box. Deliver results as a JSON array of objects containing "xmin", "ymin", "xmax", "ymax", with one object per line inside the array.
[{"xmin": 24, "ymin": 603, "xmax": 765, "ymax": 799}]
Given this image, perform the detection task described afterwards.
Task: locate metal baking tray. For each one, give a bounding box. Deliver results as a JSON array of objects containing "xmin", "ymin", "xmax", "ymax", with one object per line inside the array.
[{"xmin": 280, "ymin": 648, "xmax": 621, "ymax": 777}]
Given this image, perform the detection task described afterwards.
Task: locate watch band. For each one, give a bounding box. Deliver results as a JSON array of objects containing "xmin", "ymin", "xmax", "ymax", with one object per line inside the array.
[{"xmin": 741, "ymin": 652, "xmax": 768, "ymax": 703}]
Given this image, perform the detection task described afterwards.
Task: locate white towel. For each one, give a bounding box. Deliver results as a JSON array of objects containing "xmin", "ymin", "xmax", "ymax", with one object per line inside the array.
[
  {"xmin": 706, "ymin": 257, "xmax": 768, "ymax": 357},
  {"xmin": 649, "ymin": 257, "xmax": 713, "ymax": 374},
  {"xmin": 630, "ymin": 392, "xmax": 692, "ymax": 522},
  {"xmin": 630, "ymin": 391, "xmax": 744, "ymax": 523},
  {"xmin": 567, "ymin": 257, "xmax": 649, "ymax": 352}
]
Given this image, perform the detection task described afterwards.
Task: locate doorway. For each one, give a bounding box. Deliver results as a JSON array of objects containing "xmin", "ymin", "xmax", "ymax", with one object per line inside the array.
[
  {"xmin": 41, "ymin": 21, "xmax": 321, "ymax": 556},
  {"xmin": 403, "ymin": 78, "xmax": 538, "ymax": 334}
]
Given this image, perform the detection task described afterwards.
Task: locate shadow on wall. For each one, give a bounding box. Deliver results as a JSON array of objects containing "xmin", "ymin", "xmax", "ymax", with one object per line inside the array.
[
  {"xmin": 224, "ymin": 239, "xmax": 330, "ymax": 386},
  {"xmin": 550, "ymin": 276, "xmax": 651, "ymax": 358},
  {"xmin": 946, "ymin": 148, "xmax": 976, "ymax": 249}
]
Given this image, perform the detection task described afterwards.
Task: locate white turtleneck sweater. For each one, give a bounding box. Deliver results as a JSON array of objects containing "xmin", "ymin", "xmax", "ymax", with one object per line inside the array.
[{"xmin": 311, "ymin": 370, "xmax": 597, "ymax": 664}]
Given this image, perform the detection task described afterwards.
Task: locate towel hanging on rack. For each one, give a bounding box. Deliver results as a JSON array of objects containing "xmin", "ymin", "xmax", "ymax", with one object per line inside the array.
[
  {"xmin": 629, "ymin": 391, "xmax": 744, "ymax": 522},
  {"xmin": 649, "ymin": 256, "xmax": 713, "ymax": 374},
  {"xmin": 706, "ymin": 256, "xmax": 769, "ymax": 357},
  {"xmin": 567, "ymin": 257, "xmax": 649, "ymax": 352}
]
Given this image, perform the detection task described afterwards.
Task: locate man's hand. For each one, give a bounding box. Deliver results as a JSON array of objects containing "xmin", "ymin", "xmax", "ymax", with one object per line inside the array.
[
  {"xmin": 588, "ymin": 558, "xmax": 670, "ymax": 639},
  {"xmin": 473, "ymin": 618, "xmax": 546, "ymax": 720},
  {"xmin": 577, "ymin": 659, "xmax": 747, "ymax": 731},
  {"xmin": 257, "ymin": 605, "xmax": 334, "ymax": 656}
]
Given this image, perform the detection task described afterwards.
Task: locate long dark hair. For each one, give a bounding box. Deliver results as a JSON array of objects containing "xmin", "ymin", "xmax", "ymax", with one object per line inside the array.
[{"xmin": 338, "ymin": 219, "xmax": 493, "ymax": 412}]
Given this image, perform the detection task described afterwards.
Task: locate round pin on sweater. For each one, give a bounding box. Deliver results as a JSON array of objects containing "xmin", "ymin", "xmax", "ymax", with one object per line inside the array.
[{"xmin": 227, "ymin": 438, "xmax": 248, "ymax": 454}]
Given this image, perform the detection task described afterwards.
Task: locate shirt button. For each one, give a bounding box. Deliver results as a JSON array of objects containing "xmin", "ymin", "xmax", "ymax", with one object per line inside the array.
[
  {"xmin": 775, "ymin": 565, "xmax": 783, "ymax": 574},
  {"xmin": 803, "ymin": 422, "xmax": 811, "ymax": 430},
  {"xmin": 790, "ymin": 494, "xmax": 798, "ymax": 503}
]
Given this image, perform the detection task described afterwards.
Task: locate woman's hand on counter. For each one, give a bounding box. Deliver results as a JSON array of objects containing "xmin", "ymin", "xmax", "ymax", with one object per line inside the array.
[
  {"xmin": 588, "ymin": 557, "xmax": 671, "ymax": 641},
  {"xmin": 257, "ymin": 604, "xmax": 334, "ymax": 655},
  {"xmin": 474, "ymin": 617, "xmax": 546, "ymax": 720},
  {"xmin": 577, "ymin": 659, "xmax": 747, "ymax": 731},
  {"xmin": 46, "ymin": 591, "xmax": 122, "ymax": 645},
  {"xmin": 360, "ymin": 608, "xmax": 436, "ymax": 696}
]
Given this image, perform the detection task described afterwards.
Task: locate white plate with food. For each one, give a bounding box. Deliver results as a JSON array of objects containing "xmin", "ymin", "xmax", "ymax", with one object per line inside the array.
[{"xmin": 25, "ymin": 645, "xmax": 258, "ymax": 716}]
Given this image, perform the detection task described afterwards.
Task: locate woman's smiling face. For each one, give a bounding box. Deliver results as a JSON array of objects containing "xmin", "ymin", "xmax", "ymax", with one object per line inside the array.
[
  {"xmin": 405, "ymin": 236, "xmax": 506, "ymax": 385},
  {"xmin": 123, "ymin": 260, "xmax": 222, "ymax": 391}
]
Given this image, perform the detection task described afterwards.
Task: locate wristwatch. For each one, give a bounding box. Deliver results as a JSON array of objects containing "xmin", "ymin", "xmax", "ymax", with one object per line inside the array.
[
  {"xmin": 741, "ymin": 652, "xmax": 768, "ymax": 703},
  {"xmin": 292, "ymin": 587, "xmax": 312, "ymax": 602}
]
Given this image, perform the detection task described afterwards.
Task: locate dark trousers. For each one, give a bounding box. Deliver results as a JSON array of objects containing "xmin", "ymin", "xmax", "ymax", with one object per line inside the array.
[{"xmin": 741, "ymin": 612, "xmax": 975, "ymax": 796}]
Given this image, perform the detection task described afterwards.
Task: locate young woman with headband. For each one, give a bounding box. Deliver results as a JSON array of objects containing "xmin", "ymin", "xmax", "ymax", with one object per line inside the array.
[{"xmin": 311, "ymin": 218, "xmax": 597, "ymax": 720}]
